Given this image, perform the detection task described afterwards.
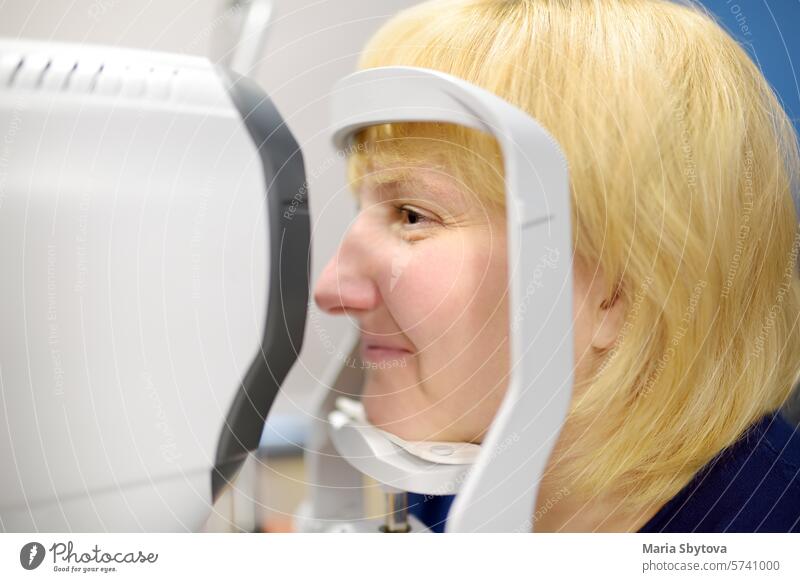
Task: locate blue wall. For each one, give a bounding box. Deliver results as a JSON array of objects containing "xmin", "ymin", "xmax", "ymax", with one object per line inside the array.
[{"xmin": 700, "ymin": 1, "xmax": 799, "ymax": 136}]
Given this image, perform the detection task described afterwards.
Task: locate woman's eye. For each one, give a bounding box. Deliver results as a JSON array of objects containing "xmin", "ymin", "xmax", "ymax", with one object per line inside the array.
[{"xmin": 397, "ymin": 205, "xmax": 434, "ymax": 227}]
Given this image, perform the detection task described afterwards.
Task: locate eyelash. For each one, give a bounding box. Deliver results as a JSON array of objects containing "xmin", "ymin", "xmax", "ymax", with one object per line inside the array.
[{"xmin": 395, "ymin": 204, "xmax": 435, "ymax": 228}]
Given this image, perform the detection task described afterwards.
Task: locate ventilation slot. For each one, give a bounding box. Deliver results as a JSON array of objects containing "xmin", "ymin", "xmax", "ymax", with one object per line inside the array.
[{"xmin": 1, "ymin": 51, "xmax": 177, "ymax": 101}]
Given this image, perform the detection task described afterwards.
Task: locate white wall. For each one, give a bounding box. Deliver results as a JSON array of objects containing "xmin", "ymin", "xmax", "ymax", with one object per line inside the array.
[{"xmin": 0, "ymin": 0, "xmax": 418, "ymax": 424}]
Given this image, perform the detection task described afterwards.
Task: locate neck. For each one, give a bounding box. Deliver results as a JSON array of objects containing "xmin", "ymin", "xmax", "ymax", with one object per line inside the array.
[
  {"xmin": 529, "ymin": 425, "xmax": 663, "ymax": 532},
  {"xmin": 532, "ymin": 478, "xmax": 662, "ymax": 532}
]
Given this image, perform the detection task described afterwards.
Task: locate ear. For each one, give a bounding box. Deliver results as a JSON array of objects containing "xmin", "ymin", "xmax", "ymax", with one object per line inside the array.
[{"xmin": 592, "ymin": 282, "xmax": 625, "ymax": 351}]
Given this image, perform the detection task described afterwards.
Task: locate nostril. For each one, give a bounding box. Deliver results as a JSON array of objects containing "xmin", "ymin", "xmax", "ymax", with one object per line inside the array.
[
  {"xmin": 313, "ymin": 249, "xmax": 379, "ymax": 315},
  {"xmin": 313, "ymin": 286, "xmax": 354, "ymax": 316},
  {"xmin": 312, "ymin": 288, "xmax": 336, "ymax": 314}
]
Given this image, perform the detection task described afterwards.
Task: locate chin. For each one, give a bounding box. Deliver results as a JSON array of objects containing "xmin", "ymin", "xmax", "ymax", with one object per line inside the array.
[
  {"xmin": 362, "ymin": 388, "xmax": 435, "ymax": 440},
  {"xmin": 363, "ymin": 395, "xmax": 416, "ymax": 437},
  {"xmin": 363, "ymin": 393, "xmax": 468, "ymax": 443}
]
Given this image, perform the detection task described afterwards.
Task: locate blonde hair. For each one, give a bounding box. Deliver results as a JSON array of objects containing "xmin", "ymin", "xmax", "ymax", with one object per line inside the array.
[{"xmin": 348, "ymin": 0, "xmax": 800, "ymax": 509}]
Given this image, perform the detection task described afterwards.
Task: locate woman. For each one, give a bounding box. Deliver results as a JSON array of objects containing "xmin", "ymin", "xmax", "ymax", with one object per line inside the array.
[{"xmin": 313, "ymin": 0, "xmax": 800, "ymax": 532}]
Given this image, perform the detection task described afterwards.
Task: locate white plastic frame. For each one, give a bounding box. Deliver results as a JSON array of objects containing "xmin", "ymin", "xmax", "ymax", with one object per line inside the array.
[{"xmin": 314, "ymin": 66, "xmax": 574, "ymax": 533}]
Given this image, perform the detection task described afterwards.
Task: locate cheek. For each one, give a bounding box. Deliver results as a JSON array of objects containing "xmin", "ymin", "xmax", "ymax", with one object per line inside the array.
[{"xmin": 383, "ymin": 231, "xmax": 504, "ymax": 347}]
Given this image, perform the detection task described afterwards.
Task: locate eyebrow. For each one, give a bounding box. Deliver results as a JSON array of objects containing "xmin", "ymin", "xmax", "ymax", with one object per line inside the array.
[
  {"xmin": 369, "ymin": 173, "xmax": 465, "ymax": 206},
  {"xmin": 367, "ymin": 168, "xmax": 413, "ymax": 187}
]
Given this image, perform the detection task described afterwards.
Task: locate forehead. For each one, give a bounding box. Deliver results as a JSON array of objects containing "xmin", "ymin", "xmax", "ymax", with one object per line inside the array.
[
  {"xmin": 357, "ymin": 163, "xmax": 474, "ymax": 206},
  {"xmin": 345, "ymin": 125, "xmax": 507, "ymax": 210}
]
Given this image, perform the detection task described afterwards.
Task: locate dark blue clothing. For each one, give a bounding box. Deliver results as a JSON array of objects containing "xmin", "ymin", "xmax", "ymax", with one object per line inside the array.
[{"xmin": 409, "ymin": 411, "xmax": 800, "ymax": 532}]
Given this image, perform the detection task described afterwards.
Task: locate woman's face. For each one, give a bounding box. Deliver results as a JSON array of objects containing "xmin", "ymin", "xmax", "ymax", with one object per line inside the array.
[{"xmin": 314, "ymin": 162, "xmax": 617, "ymax": 444}]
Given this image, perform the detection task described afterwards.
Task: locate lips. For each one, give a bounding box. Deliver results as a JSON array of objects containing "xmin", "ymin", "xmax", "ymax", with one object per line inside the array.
[{"xmin": 360, "ymin": 335, "xmax": 412, "ymax": 363}]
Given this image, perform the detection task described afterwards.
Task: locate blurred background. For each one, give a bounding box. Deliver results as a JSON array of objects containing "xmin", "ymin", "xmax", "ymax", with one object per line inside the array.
[{"xmin": 0, "ymin": 0, "xmax": 797, "ymax": 531}]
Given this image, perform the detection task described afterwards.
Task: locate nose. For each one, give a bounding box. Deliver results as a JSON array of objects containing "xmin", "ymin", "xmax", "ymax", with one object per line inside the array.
[{"xmin": 313, "ymin": 219, "xmax": 380, "ymax": 315}]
